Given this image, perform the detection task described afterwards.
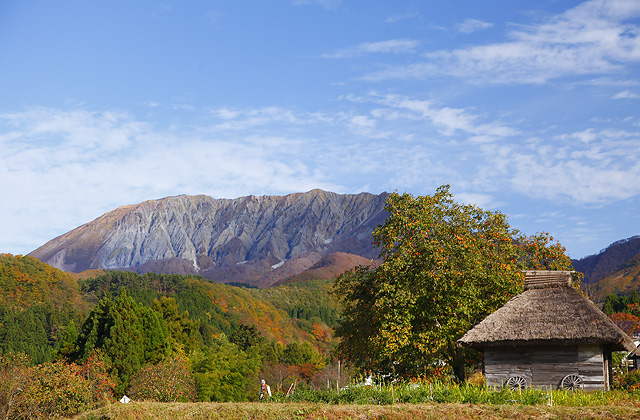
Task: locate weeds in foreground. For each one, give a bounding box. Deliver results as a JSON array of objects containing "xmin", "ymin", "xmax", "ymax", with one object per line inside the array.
[{"xmin": 266, "ymin": 380, "xmax": 640, "ymax": 407}]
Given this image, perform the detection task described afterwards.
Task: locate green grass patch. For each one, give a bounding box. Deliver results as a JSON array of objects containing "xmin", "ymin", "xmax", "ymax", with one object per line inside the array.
[{"xmin": 266, "ymin": 380, "xmax": 640, "ymax": 407}]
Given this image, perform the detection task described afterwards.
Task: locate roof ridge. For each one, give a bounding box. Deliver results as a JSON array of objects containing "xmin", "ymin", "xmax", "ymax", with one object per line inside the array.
[{"xmin": 523, "ymin": 270, "xmax": 573, "ymax": 289}]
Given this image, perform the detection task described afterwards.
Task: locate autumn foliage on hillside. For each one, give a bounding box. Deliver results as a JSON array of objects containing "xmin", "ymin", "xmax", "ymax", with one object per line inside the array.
[
  {"xmin": 0, "ymin": 253, "xmax": 342, "ymax": 415},
  {"xmin": 0, "ymin": 254, "xmax": 87, "ymax": 311}
]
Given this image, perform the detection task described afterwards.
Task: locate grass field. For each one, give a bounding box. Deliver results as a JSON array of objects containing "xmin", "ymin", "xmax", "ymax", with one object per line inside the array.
[
  {"xmin": 71, "ymin": 401, "xmax": 640, "ymax": 420},
  {"xmin": 64, "ymin": 381, "xmax": 640, "ymax": 419}
]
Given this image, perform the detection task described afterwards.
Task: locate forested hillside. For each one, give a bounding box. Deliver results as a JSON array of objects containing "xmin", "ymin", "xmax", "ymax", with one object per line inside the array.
[
  {"xmin": 585, "ymin": 253, "xmax": 640, "ymax": 303},
  {"xmin": 0, "ymin": 254, "xmax": 89, "ymax": 362},
  {"xmin": 0, "ymin": 254, "xmax": 341, "ymax": 403},
  {"xmin": 0, "ymin": 254, "xmax": 87, "ymax": 310},
  {"xmin": 573, "ymin": 236, "xmax": 640, "ymax": 303},
  {"xmin": 574, "ymin": 236, "xmax": 640, "ymax": 285}
]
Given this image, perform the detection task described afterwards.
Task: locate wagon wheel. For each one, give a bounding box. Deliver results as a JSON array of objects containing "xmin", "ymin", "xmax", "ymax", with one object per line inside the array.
[
  {"xmin": 506, "ymin": 375, "xmax": 527, "ymax": 390},
  {"xmin": 561, "ymin": 374, "xmax": 583, "ymax": 390}
]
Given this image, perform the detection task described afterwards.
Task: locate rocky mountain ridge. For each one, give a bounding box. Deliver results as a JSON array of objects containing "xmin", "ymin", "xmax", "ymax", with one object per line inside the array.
[{"xmin": 30, "ymin": 190, "xmax": 388, "ymax": 287}]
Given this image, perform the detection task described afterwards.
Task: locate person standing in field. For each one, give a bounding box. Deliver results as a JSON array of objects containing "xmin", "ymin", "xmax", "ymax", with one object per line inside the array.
[{"xmin": 259, "ymin": 379, "xmax": 271, "ymax": 400}]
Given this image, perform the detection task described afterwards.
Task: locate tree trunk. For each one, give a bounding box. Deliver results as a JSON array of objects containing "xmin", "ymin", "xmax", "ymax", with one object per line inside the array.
[
  {"xmin": 452, "ymin": 360, "xmax": 466, "ymax": 382},
  {"xmin": 449, "ymin": 343, "xmax": 466, "ymax": 382}
]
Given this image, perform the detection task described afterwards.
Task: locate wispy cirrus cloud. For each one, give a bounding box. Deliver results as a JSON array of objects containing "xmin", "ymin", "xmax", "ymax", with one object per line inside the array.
[
  {"xmin": 208, "ymin": 106, "xmax": 300, "ymax": 131},
  {"xmin": 485, "ymin": 127, "xmax": 640, "ymax": 204},
  {"xmin": 456, "ymin": 18, "xmax": 493, "ymax": 34},
  {"xmin": 322, "ymin": 39, "xmax": 420, "ymax": 58},
  {"xmin": 345, "ymin": 92, "xmax": 518, "ymax": 141},
  {"xmin": 385, "ymin": 11, "xmax": 420, "ymax": 24},
  {"xmin": 612, "ymin": 90, "xmax": 640, "ymax": 99},
  {"xmin": 0, "ymin": 107, "xmax": 345, "ymax": 252},
  {"xmin": 362, "ymin": 0, "xmax": 640, "ymax": 84}
]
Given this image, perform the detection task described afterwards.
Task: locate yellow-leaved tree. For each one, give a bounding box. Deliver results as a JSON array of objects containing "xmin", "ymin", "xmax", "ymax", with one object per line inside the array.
[{"xmin": 334, "ymin": 185, "xmax": 578, "ymax": 382}]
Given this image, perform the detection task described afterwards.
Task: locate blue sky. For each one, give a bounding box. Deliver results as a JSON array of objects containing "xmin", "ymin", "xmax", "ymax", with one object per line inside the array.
[{"xmin": 1, "ymin": 0, "xmax": 639, "ymax": 259}]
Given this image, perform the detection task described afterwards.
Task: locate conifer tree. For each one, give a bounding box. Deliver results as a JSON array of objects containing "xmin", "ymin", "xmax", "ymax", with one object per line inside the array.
[{"xmin": 72, "ymin": 291, "xmax": 168, "ymax": 394}]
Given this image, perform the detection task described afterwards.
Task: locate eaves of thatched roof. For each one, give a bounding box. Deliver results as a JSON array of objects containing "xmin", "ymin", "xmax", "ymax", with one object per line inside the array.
[{"xmin": 458, "ymin": 271, "xmax": 636, "ymax": 352}]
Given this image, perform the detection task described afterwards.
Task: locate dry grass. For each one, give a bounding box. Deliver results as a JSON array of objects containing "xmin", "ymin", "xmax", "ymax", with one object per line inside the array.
[{"xmin": 70, "ymin": 401, "xmax": 640, "ymax": 420}]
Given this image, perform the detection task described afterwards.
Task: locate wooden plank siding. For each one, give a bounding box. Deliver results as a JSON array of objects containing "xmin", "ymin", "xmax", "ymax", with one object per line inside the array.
[
  {"xmin": 531, "ymin": 346, "xmax": 577, "ymax": 389},
  {"xmin": 577, "ymin": 345, "xmax": 605, "ymax": 391},
  {"xmin": 484, "ymin": 346, "xmax": 532, "ymax": 388},
  {"xmin": 484, "ymin": 344, "xmax": 607, "ymax": 390}
]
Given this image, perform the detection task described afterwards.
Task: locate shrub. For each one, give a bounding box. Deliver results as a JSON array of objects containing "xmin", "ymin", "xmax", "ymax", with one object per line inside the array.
[
  {"xmin": 0, "ymin": 352, "xmax": 32, "ymax": 420},
  {"xmin": 128, "ymin": 357, "xmax": 196, "ymax": 402},
  {"xmin": 1, "ymin": 352, "xmax": 115, "ymax": 419},
  {"xmin": 613, "ymin": 369, "xmax": 640, "ymax": 390},
  {"xmin": 19, "ymin": 361, "xmax": 93, "ymax": 419},
  {"xmin": 79, "ymin": 349, "xmax": 116, "ymax": 405}
]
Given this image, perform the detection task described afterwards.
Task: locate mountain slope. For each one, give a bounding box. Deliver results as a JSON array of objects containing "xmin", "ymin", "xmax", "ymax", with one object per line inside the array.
[
  {"xmin": 0, "ymin": 253, "xmax": 87, "ymax": 312},
  {"xmin": 573, "ymin": 235, "xmax": 640, "ymax": 285},
  {"xmin": 274, "ymin": 252, "xmax": 375, "ymax": 286},
  {"xmin": 29, "ymin": 190, "xmax": 389, "ymax": 287},
  {"xmin": 572, "ymin": 236, "xmax": 640, "ymax": 303},
  {"xmin": 583, "ymin": 253, "xmax": 640, "ymax": 303}
]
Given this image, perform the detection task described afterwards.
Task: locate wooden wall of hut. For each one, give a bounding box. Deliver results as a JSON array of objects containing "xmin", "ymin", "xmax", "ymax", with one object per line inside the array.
[{"xmin": 484, "ymin": 344, "xmax": 609, "ymax": 390}]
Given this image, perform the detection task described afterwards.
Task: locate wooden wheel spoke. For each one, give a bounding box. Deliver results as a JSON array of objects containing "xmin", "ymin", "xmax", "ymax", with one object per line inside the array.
[
  {"xmin": 561, "ymin": 374, "xmax": 583, "ymax": 390},
  {"xmin": 506, "ymin": 375, "xmax": 527, "ymax": 390}
]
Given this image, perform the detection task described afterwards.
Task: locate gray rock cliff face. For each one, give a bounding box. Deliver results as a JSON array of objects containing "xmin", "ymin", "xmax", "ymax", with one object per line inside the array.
[{"xmin": 29, "ymin": 190, "xmax": 388, "ymax": 286}]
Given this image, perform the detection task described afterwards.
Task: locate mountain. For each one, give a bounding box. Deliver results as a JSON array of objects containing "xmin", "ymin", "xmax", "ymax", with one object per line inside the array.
[
  {"xmin": 573, "ymin": 236, "xmax": 640, "ymax": 302},
  {"xmin": 29, "ymin": 190, "xmax": 388, "ymax": 287}
]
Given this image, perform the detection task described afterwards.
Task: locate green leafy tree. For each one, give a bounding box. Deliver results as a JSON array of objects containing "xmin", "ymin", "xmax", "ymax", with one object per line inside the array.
[
  {"xmin": 0, "ymin": 304, "xmax": 70, "ymax": 364},
  {"xmin": 55, "ymin": 320, "xmax": 78, "ymax": 360},
  {"xmin": 191, "ymin": 335, "xmax": 261, "ymax": 402},
  {"xmin": 334, "ymin": 186, "xmax": 576, "ymax": 382}
]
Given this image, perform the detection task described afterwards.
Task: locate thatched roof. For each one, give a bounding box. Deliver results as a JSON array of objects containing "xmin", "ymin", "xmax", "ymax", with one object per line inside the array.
[{"xmin": 458, "ymin": 271, "xmax": 636, "ymax": 352}]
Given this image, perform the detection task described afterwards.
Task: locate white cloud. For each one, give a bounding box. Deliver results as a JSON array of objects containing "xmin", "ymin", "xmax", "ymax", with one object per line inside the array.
[
  {"xmin": 612, "ymin": 89, "xmax": 640, "ymax": 98},
  {"xmin": 0, "ymin": 107, "xmax": 348, "ymax": 253},
  {"xmin": 455, "ymin": 192, "xmax": 498, "ymax": 208},
  {"xmin": 578, "ymin": 77, "xmax": 640, "ymax": 86},
  {"xmin": 208, "ymin": 106, "xmax": 299, "ymax": 131},
  {"xmin": 385, "ymin": 11, "xmax": 420, "ymax": 24},
  {"xmin": 362, "ymin": 0, "xmax": 640, "ymax": 84},
  {"xmin": 456, "ymin": 19, "xmax": 493, "ymax": 34},
  {"xmin": 322, "ymin": 39, "xmax": 420, "ymax": 59},
  {"xmin": 348, "ymin": 92, "xmax": 518, "ymax": 140},
  {"xmin": 495, "ymin": 128, "xmax": 640, "ymax": 204}
]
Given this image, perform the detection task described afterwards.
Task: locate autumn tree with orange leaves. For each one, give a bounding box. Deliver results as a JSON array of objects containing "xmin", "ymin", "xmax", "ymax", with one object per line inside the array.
[{"xmin": 334, "ymin": 185, "xmax": 577, "ymax": 382}]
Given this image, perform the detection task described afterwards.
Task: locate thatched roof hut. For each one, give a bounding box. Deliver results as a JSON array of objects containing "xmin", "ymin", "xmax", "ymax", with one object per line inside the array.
[{"xmin": 459, "ymin": 270, "xmax": 635, "ymax": 390}]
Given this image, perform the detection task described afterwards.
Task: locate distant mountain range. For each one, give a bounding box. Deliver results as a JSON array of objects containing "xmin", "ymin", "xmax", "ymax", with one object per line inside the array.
[
  {"xmin": 28, "ymin": 189, "xmax": 640, "ymax": 294},
  {"xmin": 29, "ymin": 190, "xmax": 388, "ymax": 288}
]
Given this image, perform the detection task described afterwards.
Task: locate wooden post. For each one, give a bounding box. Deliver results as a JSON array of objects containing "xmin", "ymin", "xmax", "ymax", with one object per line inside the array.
[{"xmin": 337, "ymin": 360, "xmax": 341, "ymax": 392}]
